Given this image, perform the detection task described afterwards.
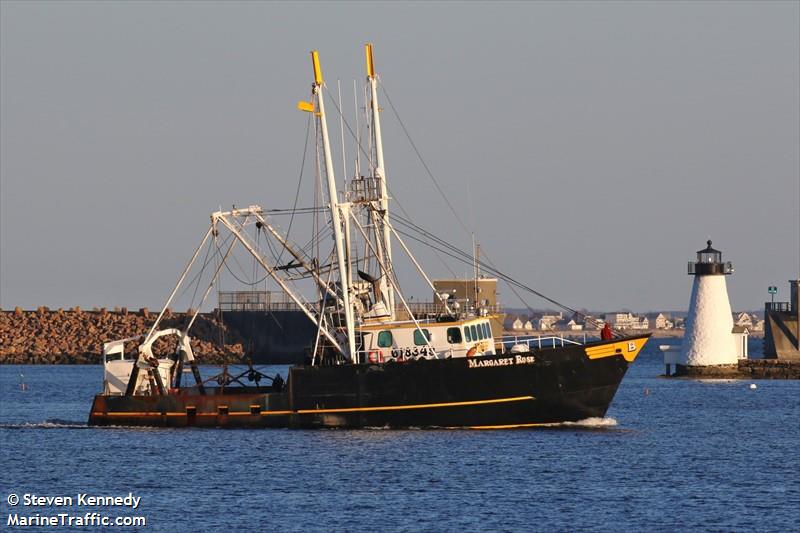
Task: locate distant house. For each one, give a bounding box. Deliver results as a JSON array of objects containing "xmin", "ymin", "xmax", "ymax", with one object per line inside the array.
[
  {"xmin": 511, "ymin": 317, "xmax": 524, "ymax": 330},
  {"xmin": 732, "ymin": 325, "xmax": 750, "ymax": 359},
  {"xmin": 753, "ymin": 319, "xmax": 764, "ymax": 332},
  {"xmin": 605, "ymin": 312, "xmax": 651, "ymax": 330},
  {"xmin": 523, "ymin": 320, "xmax": 534, "ymax": 330},
  {"xmin": 654, "ymin": 313, "xmax": 674, "ymax": 330},
  {"xmin": 566, "ymin": 319, "xmax": 584, "ymax": 331},
  {"xmin": 605, "ymin": 312, "xmax": 630, "ymax": 329},
  {"xmin": 538, "ymin": 312, "xmax": 562, "ymax": 331},
  {"xmin": 604, "ymin": 312, "xmax": 647, "ymax": 330},
  {"xmin": 581, "ymin": 315, "xmax": 603, "ymax": 330},
  {"xmin": 503, "ymin": 315, "xmax": 519, "ymax": 330},
  {"xmin": 735, "ymin": 312, "xmax": 753, "ymax": 328}
]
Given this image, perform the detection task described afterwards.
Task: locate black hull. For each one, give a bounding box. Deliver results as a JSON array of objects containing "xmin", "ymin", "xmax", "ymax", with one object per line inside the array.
[{"xmin": 89, "ymin": 335, "xmax": 649, "ymax": 429}]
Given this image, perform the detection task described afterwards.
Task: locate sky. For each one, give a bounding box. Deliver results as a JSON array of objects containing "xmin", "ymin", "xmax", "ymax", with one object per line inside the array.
[{"xmin": 1, "ymin": 1, "xmax": 798, "ymax": 313}]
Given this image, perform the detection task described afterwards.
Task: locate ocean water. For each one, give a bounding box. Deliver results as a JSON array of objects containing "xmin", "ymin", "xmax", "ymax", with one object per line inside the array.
[{"xmin": 1, "ymin": 340, "xmax": 798, "ymax": 532}]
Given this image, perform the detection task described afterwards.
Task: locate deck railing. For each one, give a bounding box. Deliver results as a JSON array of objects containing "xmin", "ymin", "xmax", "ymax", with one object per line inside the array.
[
  {"xmin": 687, "ymin": 261, "xmax": 733, "ymax": 275},
  {"xmin": 401, "ymin": 301, "xmax": 502, "ymax": 317},
  {"xmin": 218, "ymin": 291, "xmax": 301, "ymax": 311},
  {"xmin": 766, "ymin": 302, "xmax": 793, "ymax": 313},
  {"xmin": 349, "ymin": 334, "xmax": 587, "ymax": 364},
  {"xmin": 500, "ymin": 335, "xmax": 585, "ymax": 350},
  {"xmin": 219, "ymin": 290, "xmax": 502, "ymax": 316}
]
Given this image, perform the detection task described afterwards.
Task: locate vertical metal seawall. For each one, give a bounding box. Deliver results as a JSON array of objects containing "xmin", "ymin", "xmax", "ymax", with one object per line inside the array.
[{"xmin": 221, "ymin": 310, "xmax": 317, "ymax": 363}]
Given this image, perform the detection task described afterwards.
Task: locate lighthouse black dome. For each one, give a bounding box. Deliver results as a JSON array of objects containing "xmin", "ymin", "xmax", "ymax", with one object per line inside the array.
[
  {"xmin": 688, "ymin": 240, "xmax": 733, "ymax": 276},
  {"xmin": 697, "ymin": 240, "xmax": 721, "ymax": 255}
]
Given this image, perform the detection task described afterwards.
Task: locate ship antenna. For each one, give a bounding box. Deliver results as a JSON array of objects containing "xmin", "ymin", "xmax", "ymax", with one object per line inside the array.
[
  {"xmin": 337, "ymin": 79, "xmax": 347, "ymax": 188},
  {"xmin": 353, "ymin": 79, "xmax": 361, "ymax": 178}
]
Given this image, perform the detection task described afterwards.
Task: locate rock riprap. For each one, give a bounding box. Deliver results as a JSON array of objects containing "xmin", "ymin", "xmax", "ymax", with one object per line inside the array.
[{"xmin": 0, "ymin": 309, "xmax": 246, "ymax": 364}]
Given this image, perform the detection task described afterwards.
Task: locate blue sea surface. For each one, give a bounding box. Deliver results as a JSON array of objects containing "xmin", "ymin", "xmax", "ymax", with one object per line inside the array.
[{"xmin": 1, "ymin": 340, "xmax": 798, "ymax": 532}]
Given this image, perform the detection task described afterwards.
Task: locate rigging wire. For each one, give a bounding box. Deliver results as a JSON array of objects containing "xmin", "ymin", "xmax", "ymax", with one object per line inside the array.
[
  {"xmin": 298, "ymin": 225, "xmax": 332, "ymax": 262},
  {"xmin": 224, "ymin": 246, "xmax": 266, "ymax": 286},
  {"xmin": 187, "ymin": 233, "xmax": 214, "ymax": 313},
  {"xmin": 272, "ymin": 114, "xmax": 312, "ymax": 267},
  {"xmin": 378, "ymin": 84, "xmax": 605, "ymax": 328},
  {"xmin": 175, "ymin": 232, "xmax": 232, "ymax": 303},
  {"xmin": 380, "ymin": 85, "xmax": 472, "ymax": 237},
  {"xmin": 263, "ymin": 206, "xmax": 325, "ymax": 215},
  {"xmin": 321, "ymin": 82, "xmax": 459, "ymax": 283},
  {"xmin": 214, "ymin": 116, "xmax": 315, "ymax": 291},
  {"xmin": 322, "ymin": 86, "xmax": 374, "ymax": 175},
  {"xmin": 205, "ymin": 79, "xmax": 607, "ymax": 335},
  {"xmin": 213, "ymin": 226, "xmax": 225, "ymax": 347},
  {"xmin": 390, "ymin": 213, "xmax": 613, "ymax": 333},
  {"xmin": 251, "ymin": 222, "xmax": 261, "ymax": 289},
  {"xmin": 385, "ymin": 191, "xmax": 458, "ymax": 279}
]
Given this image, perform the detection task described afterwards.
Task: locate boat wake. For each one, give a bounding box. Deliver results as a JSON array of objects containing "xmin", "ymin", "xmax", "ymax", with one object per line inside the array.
[
  {"xmin": 360, "ymin": 418, "xmax": 620, "ymax": 431},
  {"xmin": 0, "ymin": 419, "xmax": 89, "ymax": 430},
  {"xmin": 545, "ymin": 416, "xmax": 618, "ymax": 428}
]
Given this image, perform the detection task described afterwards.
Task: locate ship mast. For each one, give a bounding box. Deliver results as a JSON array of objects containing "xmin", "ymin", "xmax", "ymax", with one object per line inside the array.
[
  {"xmin": 365, "ymin": 43, "xmax": 396, "ymax": 320},
  {"xmin": 310, "ymin": 51, "xmax": 357, "ymax": 361}
]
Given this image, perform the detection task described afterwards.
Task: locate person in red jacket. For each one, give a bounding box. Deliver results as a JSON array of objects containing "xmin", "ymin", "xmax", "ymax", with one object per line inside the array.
[{"xmin": 601, "ymin": 322, "xmax": 613, "ymax": 340}]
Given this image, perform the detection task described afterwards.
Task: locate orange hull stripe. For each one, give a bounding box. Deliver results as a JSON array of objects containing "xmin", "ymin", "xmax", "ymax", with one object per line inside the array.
[{"xmin": 294, "ymin": 395, "xmax": 534, "ymax": 414}]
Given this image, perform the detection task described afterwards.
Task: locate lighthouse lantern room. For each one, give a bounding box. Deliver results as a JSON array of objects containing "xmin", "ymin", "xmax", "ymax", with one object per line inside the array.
[{"xmin": 688, "ymin": 240, "xmax": 734, "ymax": 276}]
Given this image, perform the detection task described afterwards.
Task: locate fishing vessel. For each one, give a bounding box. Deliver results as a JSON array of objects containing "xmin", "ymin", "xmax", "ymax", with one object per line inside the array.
[{"xmin": 89, "ymin": 45, "xmax": 649, "ymax": 429}]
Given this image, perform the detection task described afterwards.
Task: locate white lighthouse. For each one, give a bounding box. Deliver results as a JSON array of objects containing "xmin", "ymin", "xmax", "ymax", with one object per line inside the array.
[{"xmin": 680, "ymin": 240, "xmax": 738, "ymax": 367}]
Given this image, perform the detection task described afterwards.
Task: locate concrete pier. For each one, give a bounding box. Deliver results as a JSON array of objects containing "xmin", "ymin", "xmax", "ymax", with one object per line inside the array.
[{"xmin": 764, "ymin": 279, "xmax": 800, "ymax": 360}]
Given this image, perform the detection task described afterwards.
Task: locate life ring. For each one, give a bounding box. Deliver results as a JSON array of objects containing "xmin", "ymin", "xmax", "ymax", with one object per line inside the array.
[
  {"xmin": 368, "ymin": 350, "xmax": 383, "ymax": 364},
  {"xmin": 466, "ymin": 346, "xmax": 477, "ymax": 357}
]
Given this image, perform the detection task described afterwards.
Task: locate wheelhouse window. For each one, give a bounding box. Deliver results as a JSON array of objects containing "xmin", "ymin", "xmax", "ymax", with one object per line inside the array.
[
  {"xmin": 414, "ymin": 329, "xmax": 431, "ymax": 346},
  {"xmin": 483, "ymin": 323, "xmax": 491, "ymax": 339},
  {"xmin": 470, "ymin": 325, "xmax": 479, "ymax": 341},
  {"xmin": 447, "ymin": 327, "xmax": 462, "ymax": 344},
  {"xmin": 377, "ymin": 330, "xmax": 393, "ymax": 348},
  {"xmin": 464, "ymin": 326, "xmax": 472, "ymax": 342}
]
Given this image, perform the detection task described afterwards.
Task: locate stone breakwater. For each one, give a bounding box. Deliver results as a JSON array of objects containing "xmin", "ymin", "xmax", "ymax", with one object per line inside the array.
[
  {"xmin": 673, "ymin": 359, "xmax": 800, "ymax": 379},
  {"xmin": 0, "ymin": 307, "xmax": 247, "ymax": 364}
]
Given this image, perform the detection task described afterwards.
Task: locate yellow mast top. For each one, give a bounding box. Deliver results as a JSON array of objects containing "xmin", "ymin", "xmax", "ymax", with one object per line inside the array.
[
  {"xmin": 311, "ymin": 50, "xmax": 323, "ymax": 85},
  {"xmin": 365, "ymin": 43, "xmax": 375, "ymax": 78}
]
